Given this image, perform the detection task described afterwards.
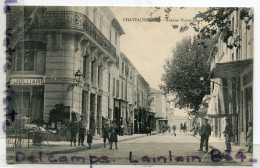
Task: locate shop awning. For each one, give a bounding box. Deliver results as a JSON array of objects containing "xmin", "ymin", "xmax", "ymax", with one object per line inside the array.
[{"xmin": 209, "ymin": 58, "xmax": 253, "ymax": 79}]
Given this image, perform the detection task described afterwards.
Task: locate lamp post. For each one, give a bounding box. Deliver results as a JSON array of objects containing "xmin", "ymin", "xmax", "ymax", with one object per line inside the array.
[{"xmin": 68, "ymin": 70, "xmax": 83, "ymax": 91}]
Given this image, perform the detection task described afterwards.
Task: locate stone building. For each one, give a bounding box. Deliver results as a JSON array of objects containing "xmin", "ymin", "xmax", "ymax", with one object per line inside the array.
[
  {"xmin": 149, "ymin": 88, "xmax": 169, "ymax": 133},
  {"xmin": 7, "ymin": 6, "xmax": 151, "ymax": 137},
  {"xmin": 207, "ymin": 8, "xmax": 253, "ymax": 145}
]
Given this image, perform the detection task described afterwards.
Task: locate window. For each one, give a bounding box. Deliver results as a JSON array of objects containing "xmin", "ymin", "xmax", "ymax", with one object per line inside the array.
[
  {"xmin": 151, "ymin": 97, "xmax": 155, "ymax": 103},
  {"xmin": 122, "ymin": 62, "xmax": 124, "ymax": 74},
  {"xmin": 236, "ymin": 48, "xmax": 239, "ymax": 60},
  {"xmin": 116, "ymin": 56, "xmax": 119, "ymax": 68},
  {"xmin": 130, "ymin": 71, "xmax": 133, "ymax": 79},
  {"xmin": 98, "ymin": 65, "xmax": 102, "ymax": 87},
  {"xmin": 121, "ymin": 80, "xmax": 123, "ymax": 99},
  {"xmin": 125, "ymin": 65, "xmax": 129, "ymax": 76},
  {"xmin": 115, "ymin": 32, "xmax": 118, "ymax": 46},
  {"xmin": 108, "ymin": 73, "xmax": 110, "ymax": 92},
  {"xmin": 116, "ymin": 80, "xmax": 119, "ymax": 97},
  {"xmin": 231, "ymin": 53, "xmax": 234, "ymax": 61},
  {"xmin": 11, "ymin": 41, "xmax": 45, "ymax": 73},
  {"xmin": 113, "ymin": 78, "xmax": 115, "ymax": 96},
  {"xmin": 125, "ymin": 82, "xmax": 127, "ymax": 100},
  {"xmin": 83, "ymin": 56, "xmax": 87, "ymax": 79},
  {"xmin": 91, "ymin": 60, "xmax": 95, "ymax": 84}
]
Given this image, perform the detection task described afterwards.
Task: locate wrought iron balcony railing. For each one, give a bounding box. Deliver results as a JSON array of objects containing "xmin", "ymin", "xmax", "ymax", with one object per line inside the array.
[{"xmin": 7, "ymin": 11, "xmax": 117, "ymax": 59}]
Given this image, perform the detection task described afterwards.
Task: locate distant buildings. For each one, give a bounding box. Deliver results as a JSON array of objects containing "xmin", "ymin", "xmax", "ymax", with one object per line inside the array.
[{"xmin": 149, "ymin": 88, "xmax": 171, "ymax": 132}]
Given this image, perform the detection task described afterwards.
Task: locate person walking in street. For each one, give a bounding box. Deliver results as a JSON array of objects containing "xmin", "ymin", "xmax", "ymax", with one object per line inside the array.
[
  {"xmin": 78, "ymin": 115, "xmax": 86, "ymax": 146},
  {"xmin": 87, "ymin": 130, "xmax": 93, "ymax": 149},
  {"xmin": 103, "ymin": 124, "xmax": 110, "ymax": 148},
  {"xmin": 172, "ymin": 125, "xmax": 176, "ymax": 136},
  {"xmin": 246, "ymin": 122, "xmax": 253, "ymax": 153},
  {"xmin": 68, "ymin": 112, "xmax": 79, "ymax": 146},
  {"xmin": 109, "ymin": 129, "xmax": 118, "ymax": 150},
  {"xmin": 180, "ymin": 123, "xmax": 183, "ymax": 132},
  {"xmin": 198, "ymin": 117, "xmax": 211, "ymax": 153},
  {"xmin": 223, "ymin": 117, "xmax": 233, "ymax": 152}
]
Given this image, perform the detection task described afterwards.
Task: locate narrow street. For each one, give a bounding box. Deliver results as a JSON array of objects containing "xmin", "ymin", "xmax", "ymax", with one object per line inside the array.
[{"xmin": 9, "ymin": 132, "xmax": 252, "ymax": 166}]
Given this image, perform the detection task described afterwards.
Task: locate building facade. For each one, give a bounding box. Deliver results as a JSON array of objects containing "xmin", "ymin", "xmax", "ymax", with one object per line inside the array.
[
  {"xmin": 207, "ymin": 8, "xmax": 253, "ymax": 145},
  {"xmin": 7, "ymin": 6, "xmax": 150, "ymax": 137},
  {"xmin": 149, "ymin": 88, "xmax": 169, "ymax": 132}
]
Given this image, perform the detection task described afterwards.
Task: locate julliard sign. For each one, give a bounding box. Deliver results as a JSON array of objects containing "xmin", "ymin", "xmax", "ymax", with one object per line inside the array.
[{"xmin": 9, "ymin": 78, "xmax": 44, "ymax": 85}]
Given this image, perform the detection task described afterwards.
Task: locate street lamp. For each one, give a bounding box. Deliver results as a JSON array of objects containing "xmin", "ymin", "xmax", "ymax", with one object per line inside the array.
[{"xmin": 68, "ymin": 70, "xmax": 83, "ymax": 91}]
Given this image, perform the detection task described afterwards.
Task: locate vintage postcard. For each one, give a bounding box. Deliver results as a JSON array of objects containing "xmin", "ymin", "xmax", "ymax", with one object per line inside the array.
[{"xmin": 4, "ymin": 5, "xmax": 256, "ymax": 167}]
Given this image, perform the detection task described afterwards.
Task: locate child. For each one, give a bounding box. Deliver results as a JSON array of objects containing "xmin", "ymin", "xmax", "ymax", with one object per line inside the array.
[
  {"xmin": 109, "ymin": 129, "xmax": 118, "ymax": 150},
  {"xmin": 87, "ymin": 130, "xmax": 93, "ymax": 149}
]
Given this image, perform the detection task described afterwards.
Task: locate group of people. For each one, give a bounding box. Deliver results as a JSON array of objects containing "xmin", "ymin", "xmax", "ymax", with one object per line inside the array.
[
  {"xmin": 198, "ymin": 117, "xmax": 253, "ymax": 153},
  {"xmin": 180, "ymin": 123, "xmax": 187, "ymax": 132},
  {"xmin": 68, "ymin": 112, "xmax": 119, "ymax": 150}
]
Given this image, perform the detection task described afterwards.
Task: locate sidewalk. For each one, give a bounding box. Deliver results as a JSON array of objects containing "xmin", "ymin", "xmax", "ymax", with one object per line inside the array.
[{"xmin": 7, "ymin": 133, "xmax": 149, "ymax": 155}]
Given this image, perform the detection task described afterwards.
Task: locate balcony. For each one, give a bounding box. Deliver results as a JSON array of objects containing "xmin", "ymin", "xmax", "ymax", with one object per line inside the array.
[{"xmin": 7, "ymin": 11, "xmax": 116, "ymax": 59}]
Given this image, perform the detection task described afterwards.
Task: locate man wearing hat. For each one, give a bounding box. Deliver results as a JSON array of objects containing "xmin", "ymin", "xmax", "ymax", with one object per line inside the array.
[
  {"xmin": 198, "ymin": 117, "xmax": 211, "ymax": 153},
  {"xmin": 68, "ymin": 112, "xmax": 79, "ymax": 146},
  {"xmin": 78, "ymin": 115, "xmax": 86, "ymax": 146},
  {"xmin": 223, "ymin": 117, "xmax": 233, "ymax": 152}
]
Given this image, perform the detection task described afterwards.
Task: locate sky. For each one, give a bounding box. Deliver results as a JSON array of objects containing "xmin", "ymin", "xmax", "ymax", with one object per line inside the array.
[{"xmin": 110, "ymin": 7, "xmax": 204, "ymax": 90}]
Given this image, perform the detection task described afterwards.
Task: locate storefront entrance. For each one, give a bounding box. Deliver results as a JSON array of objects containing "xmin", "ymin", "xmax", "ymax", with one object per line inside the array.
[{"xmin": 9, "ymin": 86, "xmax": 44, "ymax": 123}]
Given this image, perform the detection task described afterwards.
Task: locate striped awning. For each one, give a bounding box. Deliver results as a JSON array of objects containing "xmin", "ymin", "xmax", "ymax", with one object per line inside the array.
[{"xmin": 209, "ymin": 58, "xmax": 253, "ymax": 79}]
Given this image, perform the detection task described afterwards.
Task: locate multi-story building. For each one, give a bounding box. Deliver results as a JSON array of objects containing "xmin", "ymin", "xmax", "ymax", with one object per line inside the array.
[
  {"xmin": 207, "ymin": 8, "xmax": 253, "ymax": 145},
  {"xmin": 149, "ymin": 88, "xmax": 169, "ymax": 132},
  {"xmin": 7, "ymin": 6, "xmax": 151, "ymax": 137}
]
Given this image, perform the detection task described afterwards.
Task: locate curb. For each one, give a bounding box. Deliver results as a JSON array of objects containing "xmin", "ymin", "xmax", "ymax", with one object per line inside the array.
[{"xmin": 44, "ymin": 134, "xmax": 150, "ymax": 155}]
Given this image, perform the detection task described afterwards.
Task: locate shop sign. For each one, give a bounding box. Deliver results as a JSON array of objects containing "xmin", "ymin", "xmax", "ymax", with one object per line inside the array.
[{"xmin": 9, "ymin": 78, "xmax": 44, "ymax": 85}]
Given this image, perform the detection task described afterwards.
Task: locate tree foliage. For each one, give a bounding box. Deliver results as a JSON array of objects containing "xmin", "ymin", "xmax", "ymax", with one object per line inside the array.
[
  {"xmin": 161, "ymin": 36, "xmax": 213, "ymax": 115},
  {"xmin": 152, "ymin": 7, "xmax": 253, "ymax": 48}
]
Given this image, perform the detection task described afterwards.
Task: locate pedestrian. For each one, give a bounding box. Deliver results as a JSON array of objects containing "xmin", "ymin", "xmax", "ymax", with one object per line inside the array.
[
  {"xmin": 246, "ymin": 122, "xmax": 253, "ymax": 153},
  {"xmin": 103, "ymin": 124, "xmax": 110, "ymax": 148},
  {"xmin": 87, "ymin": 130, "xmax": 93, "ymax": 149},
  {"xmin": 68, "ymin": 112, "xmax": 79, "ymax": 146},
  {"xmin": 109, "ymin": 129, "xmax": 118, "ymax": 149},
  {"xmin": 172, "ymin": 125, "xmax": 176, "ymax": 136},
  {"xmin": 180, "ymin": 123, "xmax": 183, "ymax": 132},
  {"xmin": 223, "ymin": 117, "xmax": 233, "ymax": 152},
  {"xmin": 198, "ymin": 117, "xmax": 211, "ymax": 153},
  {"xmin": 78, "ymin": 115, "xmax": 86, "ymax": 146}
]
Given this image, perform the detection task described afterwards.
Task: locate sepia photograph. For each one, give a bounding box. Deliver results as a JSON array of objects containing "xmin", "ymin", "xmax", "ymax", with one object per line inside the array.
[{"xmin": 4, "ymin": 5, "xmax": 254, "ymax": 166}]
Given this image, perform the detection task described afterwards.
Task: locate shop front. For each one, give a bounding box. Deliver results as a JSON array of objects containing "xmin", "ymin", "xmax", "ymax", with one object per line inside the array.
[
  {"xmin": 8, "ymin": 78, "xmax": 45, "ymax": 125},
  {"xmin": 209, "ymin": 58, "xmax": 253, "ymax": 144}
]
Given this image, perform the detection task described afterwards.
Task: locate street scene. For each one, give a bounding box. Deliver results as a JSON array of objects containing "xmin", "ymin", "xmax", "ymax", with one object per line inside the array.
[{"xmin": 5, "ymin": 6, "xmax": 254, "ymax": 166}]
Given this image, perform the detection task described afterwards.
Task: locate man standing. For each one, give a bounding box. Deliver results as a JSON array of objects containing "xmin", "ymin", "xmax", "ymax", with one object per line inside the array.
[
  {"xmin": 69, "ymin": 112, "xmax": 79, "ymax": 146},
  {"xmin": 103, "ymin": 123, "xmax": 110, "ymax": 148},
  {"xmin": 78, "ymin": 115, "xmax": 86, "ymax": 146},
  {"xmin": 198, "ymin": 117, "xmax": 211, "ymax": 153},
  {"xmin": 224, "ymin": 117, "xmax": 233, "ymax": 152}
]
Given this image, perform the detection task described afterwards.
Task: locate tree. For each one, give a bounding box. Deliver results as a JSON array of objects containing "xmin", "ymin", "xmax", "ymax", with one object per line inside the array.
[
  {"xmin": 151, "ymin": 7, "xmax": 253, "ymax": 48},
  {"xmin": 161, "ymin": 36, "xmax": 213, "ymax": 116}
]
